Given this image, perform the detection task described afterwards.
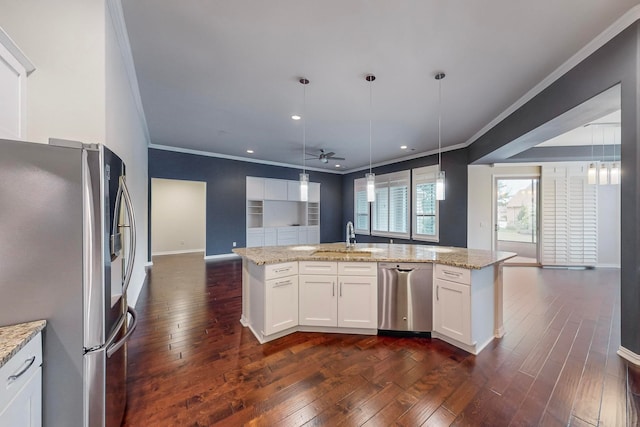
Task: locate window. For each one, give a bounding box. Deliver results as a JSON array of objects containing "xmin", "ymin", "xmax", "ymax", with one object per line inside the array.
[
  {"xmin": 371, "ymin": 171, "xmax": 410, "ymax": 238},
  {"xmin": 353, "ymin": 178, "xmax": 369, "ymax": 234},
  {"xmin": 412, "ymin": 165, "xmax": 439, "ymax": 241}
]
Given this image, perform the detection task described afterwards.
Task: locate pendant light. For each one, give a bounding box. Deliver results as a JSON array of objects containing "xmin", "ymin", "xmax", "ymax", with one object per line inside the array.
[
  {"xmin": 365, "ymin": 74, "xmax": 376, "ymax": 202},
  {"xmin": 587, "ymin": 124, "xmax": 597, "ymax": 185},
  {"xmin": 598, "ymin": 126, "xmax": 608, "ymax": 185},
  {"xmin": 610, "ymin": 127, "xmax": 620, "ymax": 185},
  {"xmin": 299, "ymin": 78, "xmax": 310, "ymax": 201},
  {"xmin": 435, "ymin": 72, "xmax": 446, "ymax": 200}
]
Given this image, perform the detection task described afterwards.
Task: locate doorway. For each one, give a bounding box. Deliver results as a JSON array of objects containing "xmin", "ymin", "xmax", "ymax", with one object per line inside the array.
[{"xmin": 494, "ymin": 177, "xmax": 539, "ymax": 265}]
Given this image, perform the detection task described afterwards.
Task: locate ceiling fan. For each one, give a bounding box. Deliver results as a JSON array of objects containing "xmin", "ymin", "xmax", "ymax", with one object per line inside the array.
[{"xmin": 306, "ymin": 149, "xmax": 345, "ymax": 164}]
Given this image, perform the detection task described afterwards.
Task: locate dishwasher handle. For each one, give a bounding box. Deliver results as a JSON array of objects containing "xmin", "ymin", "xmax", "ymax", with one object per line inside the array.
[{"xmin": 396, "ymin": 268, "xmax": 415, "ymax": 273}]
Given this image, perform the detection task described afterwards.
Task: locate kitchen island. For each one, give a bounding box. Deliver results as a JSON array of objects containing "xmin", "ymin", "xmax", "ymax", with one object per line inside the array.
[{"xmin": 233, "ymin": 243, "xmax": 515, "ymax": 354}]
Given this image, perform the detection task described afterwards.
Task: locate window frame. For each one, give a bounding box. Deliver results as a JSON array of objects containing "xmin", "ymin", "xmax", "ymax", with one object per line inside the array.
[
  {"xmin": 371, "ymin": 170, "xmax": 411, "ymax": 239},
  {"xmin": 411, "ymin": 165, "xmax": 440, "ymax": 242},
  {"xmin": 353, "ymin": 177, "xmax": 370, "ymax": 235}
]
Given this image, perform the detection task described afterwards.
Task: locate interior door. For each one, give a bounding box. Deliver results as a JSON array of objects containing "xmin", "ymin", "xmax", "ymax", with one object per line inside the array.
[{"xmin": 494, "ymin": 177, "xmax": 540, "ymax": 264}]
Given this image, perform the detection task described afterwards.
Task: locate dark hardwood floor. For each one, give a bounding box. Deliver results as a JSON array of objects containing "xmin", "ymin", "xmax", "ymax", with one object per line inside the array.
[{"xmin": 122, "ymin": 253, "xmax": 640, "ymax": 426}]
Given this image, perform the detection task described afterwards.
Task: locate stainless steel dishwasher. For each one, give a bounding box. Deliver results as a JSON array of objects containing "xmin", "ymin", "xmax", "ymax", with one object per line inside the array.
[{"xmin": 378, "ymin": 262, "xmax": 433, "ymax": 335}]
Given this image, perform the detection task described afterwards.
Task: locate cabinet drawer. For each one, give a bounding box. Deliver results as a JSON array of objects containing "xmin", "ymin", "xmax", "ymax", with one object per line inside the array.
[
  {"xmin": 434, "ymin": 264, "xmax": 470, "ymax": 284},
  {"xmin": 299, "ymin": 261, "xmax": 337, "ymax": 275},
  {"xmin": 0, "ymin": 332, "xmax": 42, "ymax": 411},
  {"xmin": 264, "ymin": 262, "xmax": 298, "ymax": 280},
  {"xmin": 338, "ymin": 262, "xmax": 377, "ymax": 276}
]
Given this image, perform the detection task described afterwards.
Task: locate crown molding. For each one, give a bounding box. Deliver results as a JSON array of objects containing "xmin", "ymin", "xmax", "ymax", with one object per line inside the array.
[
  {"xmin": 618, "ymin": 345, "xmax": 640, "ymax": 366},
  {"xmin": 0, "ymin": 26, "xmax": 35, "ymax": 75},
  {"xmin": 464, "ymin": 5, "xmax": 640, "ymax": 148},
  {"xmin": 106, "ymin": 0, "xmax": 150, "ymax": 144},
  {"xmin": 148, "ymin": 143, "xmax": 344, "ymax": 174}
]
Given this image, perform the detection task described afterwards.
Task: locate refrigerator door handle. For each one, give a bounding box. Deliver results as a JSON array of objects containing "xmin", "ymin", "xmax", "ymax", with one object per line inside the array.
[
  {"xmin": 107, "ymin": 306, "xmax": 138, "ymax": 359},
  {"xmin": 119, "ymin": 175, "xmax": 137, "ymax": 297}
]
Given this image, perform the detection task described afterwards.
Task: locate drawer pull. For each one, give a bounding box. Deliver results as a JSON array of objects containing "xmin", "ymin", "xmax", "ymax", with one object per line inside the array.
[
  {"xmin": 8, "ymin": 356, "xmax": 36, "ymax": 382},
  {"xmin": 274, "ymin": 280, "xmax": 291, "ymax": 287},
  {"xmin": 443, "ymin": 270, "xmax": 462, "ymax": 277},
  {"xmin": 274, "ymin": 267, "xmax": 291, "ymax": 273}
]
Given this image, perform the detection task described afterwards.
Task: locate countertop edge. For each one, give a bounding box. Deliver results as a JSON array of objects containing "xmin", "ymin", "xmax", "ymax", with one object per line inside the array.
[
  {"xmin": 233, "ymin": 244, "xmax": 517, "ymax": 270},
  {"xmin": 0, "ymin": 320, "xmax": 47, "ymax": 369}
]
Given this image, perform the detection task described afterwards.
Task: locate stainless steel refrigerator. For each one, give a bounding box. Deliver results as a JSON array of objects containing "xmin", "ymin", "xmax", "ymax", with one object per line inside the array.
[{"xmin": 0, "ymin": 138, "xmax": 138, "ymax": 427}]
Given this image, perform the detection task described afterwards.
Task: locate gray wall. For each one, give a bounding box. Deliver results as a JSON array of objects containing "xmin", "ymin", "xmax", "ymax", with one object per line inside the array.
[
  {"xmin": 467, "ymin": 23, "xmax": 640, "ymax": 355},
  {"xmin": 341, "ymin": 148, "xmax": 468, "ymax": 248},
  {"xmin": 148, "ymin": 148, "xmax": 343, "ymax": 256}
]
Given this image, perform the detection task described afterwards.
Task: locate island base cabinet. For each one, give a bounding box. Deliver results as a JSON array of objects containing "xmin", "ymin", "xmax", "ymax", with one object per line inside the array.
[
  {"xmin": 299, "ymin": 275, "xmax": 337, "ymax": 327},
  {"xmin": 433, "ymin": 278, "xmax": 471, "ymax": 345},
  {"xmin": 265, "ymin": 275, "xmax": 299, "ymax": 336},
  {"xmin": 338, "ymin": 276, "xmax": 377, "ymax": 329}
]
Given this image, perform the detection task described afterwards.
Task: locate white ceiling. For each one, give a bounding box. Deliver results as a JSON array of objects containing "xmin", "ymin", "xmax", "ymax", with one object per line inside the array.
[
  {"xmin": 122, "ymin": 0, "xmax": 638, "ymax": 172},
  {"xmin": 537, "ymin": 111, "xmax": 621, "ymax": 147}
]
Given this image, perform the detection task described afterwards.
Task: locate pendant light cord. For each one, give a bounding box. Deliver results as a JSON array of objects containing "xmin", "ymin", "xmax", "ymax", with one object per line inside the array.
[
  {"xmin": 303, "ymin": 80, "xmax": 306, "ymax": 174},
  {"xmin": 369, "ymin": 77, "xmax": 372, "ymax": 175},
  {"xmin": 438, "ymin": 77, "xmax": 442, "ymax": 168}
]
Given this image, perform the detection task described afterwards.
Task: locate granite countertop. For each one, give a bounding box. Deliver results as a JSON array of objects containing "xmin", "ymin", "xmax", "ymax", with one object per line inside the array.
[
  {"xmin": 0, "ymin": 320, "xmax": 46, "ymax": 369},
  {"xmin": 233, "ymin": 242, "xmax": 516, "ymax": 269}
]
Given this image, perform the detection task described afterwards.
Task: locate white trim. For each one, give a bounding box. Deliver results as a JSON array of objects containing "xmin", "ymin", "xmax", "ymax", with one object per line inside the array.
[
  {"xmin": 464, "ymin": 5, "xmax": 640, "ymax": 148},
  {"xmin": 152, "ymin": 248, "xmax": 204, "ymax": 256},
  {"xmin": 617, "ymin": 346, "xmax": 640, "ymax": 366},
  {"xmin": 149, "ymin": 143, "xmax": 343, "ymax": 174},
  {"xmin": 204, "ymin": 253, "xmax": 241, "ymax": 260},
  {"xmin": 106, "ymin": 0, "xmax": 151, "ymax": 144},
  {"xmin": 144, "ymin": 261, "xmax": 153, "ymax": 268},
  {"xmin": 596, "ymin": 263, "xmax": 621, "ymax": 268},
  {"xmin": 0, "ymin": 26, "xmax": 35, "ymax": 75}
]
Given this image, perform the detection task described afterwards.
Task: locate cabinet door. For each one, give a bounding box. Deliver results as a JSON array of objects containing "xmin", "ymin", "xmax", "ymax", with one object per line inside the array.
[
  {"xmin": 264, "ymin": 227, "xmax": 277, "ymax": 246},
  {"xmin": 246, "ymin": 177, "xmax": 264, "ymax": 200},
  {"xmin": 277, "ymin": 227, "xmax": 299, "ymax": 246},
  {"xmin": 433, "ymin": 278, "xmax": 471, "ymax": 344},
  {"xmin": 0, "ymin": 368, "xmax": 42, "ymax": 427},
  {"xmin": 307, "ymin": 226, "xmax": 320, "ymax": 244},
  {"xmin": 265, "ymin": 275, "xmax": 298, "ymax": 335},
  {"xmin": 246, "ymin": 229, "xmax": 264, "ymax": 247},
  {"xmin": 287, "ymin": 181, "xmax": 301, "ymax": 201},
  {"xmin": 299, "ymin": 275, "xmax": 337, "ymax": 326},
  {"xmin": 308, "ymin": 183, "xmax": 320, "ymax": 203},
  {"xmin": 338, "ymin": 276, "xmax": 377, "ymax": 328},
  {"xmin": 264, "ymin": 179, "xmax": 288, "ymax": 200}
]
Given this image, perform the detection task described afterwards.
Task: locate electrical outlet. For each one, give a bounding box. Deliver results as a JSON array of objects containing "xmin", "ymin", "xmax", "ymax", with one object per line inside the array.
[
  {"xmin": 232, "ymin": 241, "xmax": 237, "ymax": 247},
  {"xmin": 390, "ymin": 239, "xmax": 394, "ymax": 244}
]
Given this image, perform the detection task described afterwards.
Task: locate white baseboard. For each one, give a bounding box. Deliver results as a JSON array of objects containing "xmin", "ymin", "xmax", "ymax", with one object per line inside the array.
[
  {"xmin": 144, "ymin": 261, "xmax": 153, "ymax": 268},
  {"xmin": 596, "ymin": 263, "xmax": 621, "ymax": 269},
  {"xmin": 204, "ymin": 253, "xmax": 241, "ymax": 260},
  {"xmin": 617, "ymin": 346, "xmax": 640, "ymax": 366},
  {"xmin": 151, "ymin": 249, "xmax": 205, "ymax": 256}
]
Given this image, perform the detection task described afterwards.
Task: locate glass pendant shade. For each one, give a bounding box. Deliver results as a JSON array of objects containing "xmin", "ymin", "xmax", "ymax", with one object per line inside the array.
[
  {"xmin": 436, "ymin": 170, "xmax": 446, "ymax": 201},
  {"xmin": 598, "ymin": 163, "xmax": 609, "ymax": 185},
  {"xmin": 366, "ymin": 173, "xmax": 375, "ymax": 202},
  {"xmin": 587, "ymin": 163, "xmax": 597, "ymax": 185},
  {"xmin": 610, "ymin": 163, "xmax": 620, "ymax": 185},
  {"xmin": 299, "ymin": 173, "xmax": 309, "ymax": 201}
]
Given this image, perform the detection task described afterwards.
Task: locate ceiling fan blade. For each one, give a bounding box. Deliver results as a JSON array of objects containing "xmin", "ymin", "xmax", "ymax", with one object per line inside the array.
[
  {"xmin": 324, "ymin": 152, "xmax": 336, "ymax": 157},
  {"xmin": 330, "ymin": 156, "xmax": 345, "ymax": 160}
]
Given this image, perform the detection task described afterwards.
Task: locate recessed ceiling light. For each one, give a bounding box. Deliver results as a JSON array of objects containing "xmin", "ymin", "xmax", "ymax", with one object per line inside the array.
[
  {"xmin": 335, "ymin": 164, "xmax": 341, "ymax": 168},
  {"xmin": 246, "ymin": 149, "xmax": 254, "ymax": 154},
  {"xmin": 400, "ymin": 145, "xmax": 407, "ymax": 150},
  {"xmin": 291, "ymin": 115, "xmax": 301, "ymax": 120}
]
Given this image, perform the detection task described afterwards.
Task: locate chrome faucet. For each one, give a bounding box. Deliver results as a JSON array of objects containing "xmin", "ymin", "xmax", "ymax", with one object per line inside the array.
[{"xmin": 346, "ymin": 221, "xmax": 356, "ymax": 248}]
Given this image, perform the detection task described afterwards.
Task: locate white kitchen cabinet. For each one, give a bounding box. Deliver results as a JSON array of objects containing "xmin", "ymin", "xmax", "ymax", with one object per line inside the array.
[
  {"xmin": 299, "ymin": 261, "xmax": 377, "ymax": 329},
  {"xmin": 246, "ymin": 176, "xmax": 264, "ymax": 200},
  {"xmin": 246, "ymin": 177, "xmax": 321, "ymax": 247},
  {"xmin": 432, "ymin": 264, "xmax": 494, "ymax": 354},
  {"xmin": 308, "ymin": 182, "xmax": 320, "ymax": 203},
  {"xmin": 246, "ymin": 228, "xmax": 264, "ymax": 247},
  {"xmin": 264, "ymin": 227, "xmax": 277, "ymax": 246},
  {"xmin": 265, "ymin": 275, "xmax": 299, "ymax": 335},
  {"xmin": 433, "ymin": 278, "xmax": 471, "ymax": 344},
  {"xmin": 0, "ymin": 332, "xmax": 43, "ymax": 427},
  {"xmin": 287, "ymin": 181, "xmax": 301, "ymax": 201},
  {"xmin": 264, "ymin": 178, "xmax": 288, "ymax": 200}
]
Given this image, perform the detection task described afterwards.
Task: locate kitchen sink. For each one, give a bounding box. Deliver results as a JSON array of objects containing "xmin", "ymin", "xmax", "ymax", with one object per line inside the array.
[{"xmin": 312, "ymin": 249, "xmax": 373, "ymax": 257}]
